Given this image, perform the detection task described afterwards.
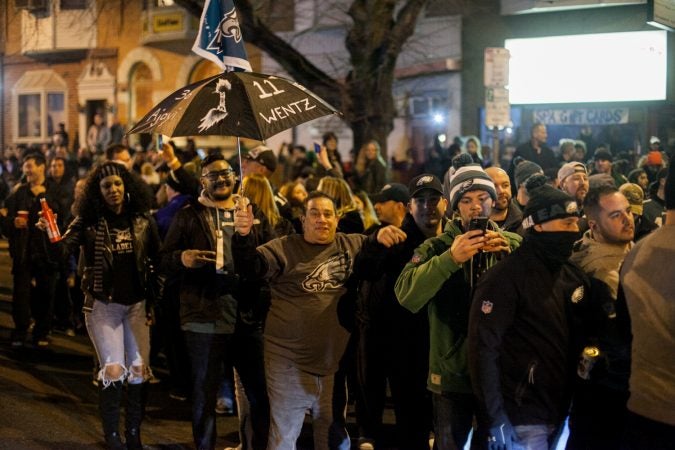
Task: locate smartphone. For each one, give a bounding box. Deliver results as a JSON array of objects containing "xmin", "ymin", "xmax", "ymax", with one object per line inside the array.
[
  {"xmin": 314, "ymin": 142, "xmax": 322, "ymax": 153},
  {"xmin": 468, "ymin": 217, "xmax": 488, "ymax": 233},
  {"xmin": 156, "ymin": 134, "xmax": 163, "ymax": 151},
  {"xmin": 197, "ymin": 148, "xmax": 207, "ymax": 160}
]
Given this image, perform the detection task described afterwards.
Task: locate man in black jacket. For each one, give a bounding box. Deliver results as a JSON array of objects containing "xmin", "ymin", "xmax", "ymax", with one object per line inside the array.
[
  {"xmin": 469, "ymin": 183, "xmax": 590, "ymax": 450},
  {"xmin": 4, "ymin": 152, "xmax": 64, "ymax": 347},
  {"xmin": 160, "ymin": 153, "xmax": 273, "ymax": 450},
  {"xmin": 354, "ymin": 175, "xmax": 447, "ymax": 449}
]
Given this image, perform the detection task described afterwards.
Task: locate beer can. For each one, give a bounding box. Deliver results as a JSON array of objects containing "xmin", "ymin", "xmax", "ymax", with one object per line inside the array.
[{"xmin": 577, "ymin": 346, "xmax": 600, "ymax": 380}]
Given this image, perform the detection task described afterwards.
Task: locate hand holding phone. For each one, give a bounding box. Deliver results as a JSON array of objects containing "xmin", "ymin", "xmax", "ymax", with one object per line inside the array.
[{"xmin": 468, "ymin": 217, "xmax": 489, "ymax": 234}]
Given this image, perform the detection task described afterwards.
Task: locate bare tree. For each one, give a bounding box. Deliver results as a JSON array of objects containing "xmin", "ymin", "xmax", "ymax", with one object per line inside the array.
[{"xmin": 175, "ymin": 0, "xmax": 431, "ymax": 156}]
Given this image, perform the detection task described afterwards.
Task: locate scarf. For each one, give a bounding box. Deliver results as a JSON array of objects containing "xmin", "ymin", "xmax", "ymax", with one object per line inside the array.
[{"xmin": 523, "ymin": 230, "xmax": 580, "ymax": 268}]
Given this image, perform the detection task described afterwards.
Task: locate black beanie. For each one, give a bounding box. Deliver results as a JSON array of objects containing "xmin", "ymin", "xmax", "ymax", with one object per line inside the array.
[
  {"xmin": 515, "ymin": 160, "xmax": 544, "ymax": 188},
  {"xmin": 522, "ymin": 184, "xmax": 580, "ymax": 229},
  {"xmin": 666, "ymin": 163, "xmax": 675, "ymax": 210},
  {"xmin": 165, "ymin": 170, "xmax": 187, "ymax": 194}
]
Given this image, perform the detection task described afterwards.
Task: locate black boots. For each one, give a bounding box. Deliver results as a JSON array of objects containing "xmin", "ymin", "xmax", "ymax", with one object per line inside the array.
[
  {"xmin": 99, "ymin": 381, "xmax": 147, "ymax": 450},
  {"xmin": 125, "ymin": 383, "xmax": 146, "ymax": 450},
  {"xmin": 99, "ymin": 381, "xmax": 126, "ymax": 450}
]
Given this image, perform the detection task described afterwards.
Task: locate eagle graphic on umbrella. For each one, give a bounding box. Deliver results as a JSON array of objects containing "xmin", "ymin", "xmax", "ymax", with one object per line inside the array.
[{"xmin": 198, "ymin": 78, "xmax": 232, "ymax": 133}]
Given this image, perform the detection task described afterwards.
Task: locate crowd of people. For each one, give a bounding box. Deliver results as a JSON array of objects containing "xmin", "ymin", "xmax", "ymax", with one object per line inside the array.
[{"xmin": 0, "ymin": 122, "xmax": 673, "ymax": 450}]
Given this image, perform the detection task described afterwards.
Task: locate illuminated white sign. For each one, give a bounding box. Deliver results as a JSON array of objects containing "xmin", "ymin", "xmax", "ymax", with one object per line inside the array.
[{"xmin": 506, "ymin": 31, "xmax": 667, "ymax": 104}]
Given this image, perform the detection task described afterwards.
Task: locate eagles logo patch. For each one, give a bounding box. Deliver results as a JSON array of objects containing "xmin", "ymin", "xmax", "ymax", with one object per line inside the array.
[
  {"xmin": 460, "ymin": 179, "xmax": 474, "ymax": 192},
  {"xmin": 571, "ymin": 285, "xmax": 584, "ymax": 304},
  {"xmin": 417, "ymin": 175, "xmax": 434, "ymax": 186}
]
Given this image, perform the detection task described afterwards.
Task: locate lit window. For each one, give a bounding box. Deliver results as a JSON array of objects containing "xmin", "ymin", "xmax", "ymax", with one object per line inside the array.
[{"xmin": 14, "ymin": 70, "xmax": 67, "ymax": 142}]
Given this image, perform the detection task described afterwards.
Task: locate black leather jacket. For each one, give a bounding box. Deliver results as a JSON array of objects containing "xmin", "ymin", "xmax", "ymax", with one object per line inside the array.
[{"xmin": 60, "ymin": 213, "xmax": 160, "ymax": 305}]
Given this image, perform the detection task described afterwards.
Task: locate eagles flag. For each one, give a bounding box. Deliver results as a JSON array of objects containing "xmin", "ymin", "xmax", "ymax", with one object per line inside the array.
[{"xmin": 191, "ymin": 0, "xmax": 252, "ymax": 72}]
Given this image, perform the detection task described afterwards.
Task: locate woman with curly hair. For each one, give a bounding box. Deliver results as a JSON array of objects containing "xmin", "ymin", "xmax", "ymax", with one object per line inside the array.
[
  {"xmin": 43, "ymin": 162, "xmax": 160, "ymax": 450},
  {"xmin": 317, "ymin": 176, "xmax": 364, "ymax": 234}
]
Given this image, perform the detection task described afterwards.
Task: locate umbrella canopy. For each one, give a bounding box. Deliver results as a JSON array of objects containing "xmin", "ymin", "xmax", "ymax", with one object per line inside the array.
[{"xmin": 127, "ymin": 71, "xmax": 339, "ymax": 141}]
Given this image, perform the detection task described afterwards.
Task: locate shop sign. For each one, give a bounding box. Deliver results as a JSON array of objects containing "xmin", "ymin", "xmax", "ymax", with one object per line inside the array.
[
  {"xmin": 533, "ymin": 108, "xmax": 629, "ymax": 125},
  {"xmin": 153, "ymin": 13, "xmax": 185, "ymax": 33}
]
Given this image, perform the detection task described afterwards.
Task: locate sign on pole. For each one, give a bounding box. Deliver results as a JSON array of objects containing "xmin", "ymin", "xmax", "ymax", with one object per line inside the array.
[
  {"xmin": 484, "ymin": 47, "xmax": 510, "ymax": 88},
  {"xmin": 484, "ymin": 48, "xmax": 511, "ymax": 167},
  {"xmin": 485, "ymin": 87, "xmax": 510, "ymax": 128}
]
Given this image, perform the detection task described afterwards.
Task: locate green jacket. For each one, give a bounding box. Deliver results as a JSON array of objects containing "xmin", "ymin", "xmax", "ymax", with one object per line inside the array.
[{"xmin": 395, "ymin": 219, "xmax": 521, "ymax": 394}]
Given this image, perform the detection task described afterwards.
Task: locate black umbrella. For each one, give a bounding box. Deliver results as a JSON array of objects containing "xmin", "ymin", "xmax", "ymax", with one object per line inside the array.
[{"xmin": 127, "ymin": 71, "xmax": 339, "ymax": 140}]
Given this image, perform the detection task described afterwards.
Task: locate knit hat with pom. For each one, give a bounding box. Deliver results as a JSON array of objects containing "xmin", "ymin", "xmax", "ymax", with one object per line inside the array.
[{"xmin": 446, "ymin": 154, "xmax": 497, "ymax": 211}]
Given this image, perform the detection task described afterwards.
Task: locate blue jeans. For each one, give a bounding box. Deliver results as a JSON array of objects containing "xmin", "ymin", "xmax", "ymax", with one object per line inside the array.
[
  {"xmin": 185, "ymin": 331, "xmax": 233, "ymax": 450},
  {"xmin": 513, "ymin": 424, "xmax": 556, "ymax": 450},
  {"xmin": 265, "ymin": 353, "xmax": 349, "ymax": 450},
  {"xmin": 432, "ymin": 392, "xmax": 476, "ymax": 450},
  {"xmin": 86, "ymin": 300, "xmax": 150, "ymax": 386}
]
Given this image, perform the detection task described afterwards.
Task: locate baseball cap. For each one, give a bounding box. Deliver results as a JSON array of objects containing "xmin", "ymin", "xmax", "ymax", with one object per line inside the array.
[
  {"xmin": 649, "ymin": 136, "xmax": 661, "ymax": 145},
  {"xmin": 408, "ymin": 174, "xmax": 444, "ymax": 198},
  {"xmin": 370, "ymin": 183, "xmax": 410, "ymax": 204},
  {"xmin": 619, "ymin": 183, "xmax": 644, "ymax": 216},
  {"xmin": 558, "ymin": 162, "xmax": 588, "ymax": 184},
  {"xmin": 244, "ymin": 145, "xmax": 278, "ymax": 172}
]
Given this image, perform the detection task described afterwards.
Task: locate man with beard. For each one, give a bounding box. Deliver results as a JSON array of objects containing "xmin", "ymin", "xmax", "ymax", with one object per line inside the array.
[
  {"xmin": 469, "ymin": 183, "xmax": 589, "ymax": 450},
  {"xmin": 485, "ymin": 167, "xmax": 522, "ymax": 234},
  {"xmin": 559, "ymin": 162, "xmax": 590, "ymax": 233},
  {"xmin": 558, "ymin": 162, "xmax": 589, "ymax": 206},
  {"xmin": 567, "ymin": 185, "xmax": 634, "ymax": 450},
  {"xmin": 160, "ymin": 153, "xmax": 273, "ymax": 450},
  {"xmin": 232, "ymin": 191, "xmax": 405, "ymax": 450},
  {"xmin": 396, "ymin": 157, "xmax": 521, "ymax": 450},
  {"xmin": 354, "ymin": 175, "xmax": 447, "ymax": 449}
]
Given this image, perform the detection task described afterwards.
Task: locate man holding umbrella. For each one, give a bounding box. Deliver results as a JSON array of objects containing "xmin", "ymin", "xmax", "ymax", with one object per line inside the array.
[{"xmin": 160, "ymin": 153, "xmax": 273, "ymax": 450}]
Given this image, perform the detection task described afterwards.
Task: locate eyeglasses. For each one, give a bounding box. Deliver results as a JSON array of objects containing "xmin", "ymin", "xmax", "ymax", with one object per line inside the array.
[{"xmin": 202, "ymin": 169, "xmax": 234, "ymax": 182}]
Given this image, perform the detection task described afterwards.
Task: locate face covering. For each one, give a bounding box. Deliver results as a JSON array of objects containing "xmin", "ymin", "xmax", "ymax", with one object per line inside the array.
[{"xmin": 524, "ymin": 230, "xmax": 580, "ymax": 266}]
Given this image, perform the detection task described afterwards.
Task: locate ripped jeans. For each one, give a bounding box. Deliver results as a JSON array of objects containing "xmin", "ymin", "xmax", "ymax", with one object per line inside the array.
[{"xmin": 86, "ymin": 299, "xmax": 151, "ymax": 387}]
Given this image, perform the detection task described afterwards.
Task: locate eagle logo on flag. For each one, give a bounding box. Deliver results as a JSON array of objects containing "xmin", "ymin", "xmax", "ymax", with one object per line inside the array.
[{"xmin": 207, "ymin": 7, "xmax": 243, "ymax": 53}]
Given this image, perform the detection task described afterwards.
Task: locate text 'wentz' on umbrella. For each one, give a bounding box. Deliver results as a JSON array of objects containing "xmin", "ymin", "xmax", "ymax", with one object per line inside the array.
[{"xmin": 127, "ymin": 71, "xmax": 340, "ymax": 141}]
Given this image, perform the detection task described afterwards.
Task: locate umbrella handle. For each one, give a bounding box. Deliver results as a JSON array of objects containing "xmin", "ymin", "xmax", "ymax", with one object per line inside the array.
[{"xmin": 237, "ymin": 137, "xmax": 245, "ymax": 197}]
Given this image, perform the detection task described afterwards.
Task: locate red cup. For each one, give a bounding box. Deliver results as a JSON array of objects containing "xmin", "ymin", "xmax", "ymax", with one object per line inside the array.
[{"xmin": 17, "ymin": 210, "xmax": 29, "ymax": 220}]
